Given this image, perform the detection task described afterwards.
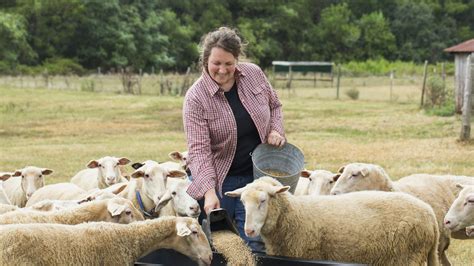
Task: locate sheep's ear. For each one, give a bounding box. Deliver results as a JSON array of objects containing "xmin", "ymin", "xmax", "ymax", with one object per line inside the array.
[
  {"xmin": 87, "ymin": 160, "xmax": 100, "ymax": 168},
  {"xmin": 0, "ymin": 173, "xmax": 12, "ymax": 181},
  {"xmin": 337, "ymin": 166, "xmax": 345, "ymax": 174},
  {"xmin": 332, "ymin": 174, "xmax": 341, "ymax": 182},
  {"xmin": 225, "ymin": 187, "xmax": 246, "ymax": 197},
  {"xmin": 360, "ymin": 168, "xmax": 369, "ymax": 177},
  {"xmin": 169, "ymin": 151, "xmax": 183, "ymax": 161},
  {"xmin": 176, "ymin": 221, "xmax": 192, "ymax": 236},
  {"xmin": 270, "ymin": 186, "xmax": 290, "ymax": 195},
  {"xmin": 41, "ymin": 168, "xmax": 53, "ymax": 175},
  {"xmin": 131, "ymin": 170, "xmax": 144, "ymax": 178},
  {"xmin": 131, "ymin": 162, "xmax": 144, "ymax": 170},
  {"xmin": 111, "ymin": 183, "xmax": 127, "ymax": 194},
  {"xmin": 155, "ymin": 191, "xmax": 173, "ymax": 212},
  {"xmin": 167, "ymin": 170, "xmax": 187, "ymax": 179},
  {"xmin": 456, "ymin": 183, "xmax": 464, "ymax": 189},
  {"xmin": 300, "ymin": 170, "xmax": 312, "ymax": 178},
  {"xmin": 13, "ymin": 170, "xmax": 22, "ymax": 177},
  {"xmin": 118, "ymin": 157, "xmax": 130, "ymax": 165},
  {"xmin": 108, "ymin": 202, "xmax": 126, "ymax": 216}
]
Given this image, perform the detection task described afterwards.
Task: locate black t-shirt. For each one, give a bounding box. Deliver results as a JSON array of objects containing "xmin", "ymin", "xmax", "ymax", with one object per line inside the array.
[{"xmin": 224, "ymin": 82, "xmax": 261, "ymax": 176}]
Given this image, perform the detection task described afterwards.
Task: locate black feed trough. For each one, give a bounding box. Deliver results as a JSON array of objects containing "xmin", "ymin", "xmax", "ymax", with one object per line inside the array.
[
  {"xmin": 136, "ymin": 249, "xmax": 364, "ymax": 266},
  {"xmin": 136, "ymin": 208, "xmax": 364, "ymax": 266}
]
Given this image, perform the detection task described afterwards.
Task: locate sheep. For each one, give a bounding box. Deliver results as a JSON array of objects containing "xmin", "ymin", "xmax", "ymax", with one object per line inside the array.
[
  {"xmin": 0, "ymin": 203, "xmax": 18, "ymax": 214},
  {"xmin": 226, "ymin": 176, "xmax": 440, "ymax": 266},
  {"xmin": 119, "ymin": 163, "xmax": 187, "ymax": 218},
  {"xmin": 155, "ymin": 178, "xmax": 200, "ymax": 218},
  {"xmin": 27, "ymin": 199, "xmax": 83, "ymax": 212},
  {"xmin": 25, "ymin": 182, "xmax": 127, "ymax": 206},
  {"xmin": 0, "ymin": 216, "xmax": 212, "ymax": 266},
  {"xmin": 297, "ymin": 169, "xmax": 339, "ymax": 195},
  {"xmin": 169, "ymin": 150, "xmax": 189, "ymax": 172},
  {"xmin": 0, "ymin": 181, "xmax": 12, "ymax": 205},
  {"xmin": 444, "ymin": 184, "xmax": 474, "ymax": 234},
  {"xmin": 0, "ymin": 197, "xmax": 144, "ymax": 225},
  {"xmin": 329, "ymin": 162, "xmax": 474, "ymax": 266},
  {"xmin": 2, "ymin": 166, "xmax": 52, "ymax": 207},
  {"xmin": 70, "ymin": 156, "xmax": 130, "ymax": 190}
]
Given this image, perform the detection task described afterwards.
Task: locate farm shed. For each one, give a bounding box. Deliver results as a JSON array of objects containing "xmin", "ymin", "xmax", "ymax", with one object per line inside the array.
[
  {"xmin": 272, "ymin": 61, "xmax": 333, "ymax": 89},
  {"xmin": 444, "ymin": 39, "xmax": 474, "ymax": 114}
]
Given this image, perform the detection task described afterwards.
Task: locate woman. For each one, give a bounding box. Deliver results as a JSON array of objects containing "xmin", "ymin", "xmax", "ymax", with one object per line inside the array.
[{"xmin": 183, "ymin": 27, "xmax": 285, "ymax": 252}]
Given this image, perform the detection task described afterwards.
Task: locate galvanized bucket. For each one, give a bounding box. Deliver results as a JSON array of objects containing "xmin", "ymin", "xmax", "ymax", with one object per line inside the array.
[{"xmin": 251, "ymin": 142, "xmax": 304, "ymax": 193}]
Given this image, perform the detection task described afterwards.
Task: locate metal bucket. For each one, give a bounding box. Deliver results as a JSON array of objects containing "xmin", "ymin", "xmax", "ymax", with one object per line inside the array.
[{"xmin": 251, "ymin": 143, "xmax": 304, "ymax": 193}]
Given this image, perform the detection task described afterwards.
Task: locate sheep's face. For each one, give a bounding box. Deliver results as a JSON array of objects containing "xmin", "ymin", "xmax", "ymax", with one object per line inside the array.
[
  {"xmin": 131, "ymin": 164, "xmax": 186, "ymax": 207},
  {"xmin": 241, "ymin": 190, "xmax": 270, "ymax": 238},
  {"xmin": 157, "ymin": 180, "xmax": 200, "ymax": 218},
  {"xmin": 226, "ymin": 177, "xmax": 290, "ymax": 238},
  {"xmin": 174, "ymin": 218, "xmax": 212, "ymax": 266},
  {"xmin": 107, "ymin": 197, "xmax": 145, "ymax": 223},
  {"xmin": 302, "ymin": 170, "xmax": 339, "ymax": 196},
  {"xmin": 444, "ymin": 185, "xmax": 474, "ymax": 231},
  {"xmin": 14, "ymin": 166, "xmax": 52, "ymax": 199},
  {"xmin": 88, "ymin": 156, "xmax": 130, "ymax": 186},
  {"xmin": 330, "ymin": 163, "xmax": 375, "ymax": 195}
]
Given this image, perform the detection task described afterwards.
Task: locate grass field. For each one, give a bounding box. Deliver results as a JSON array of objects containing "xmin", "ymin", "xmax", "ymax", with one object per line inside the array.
[{"xmin": 0, "ymin": 76, "xmax": 473, "ymax": 264}]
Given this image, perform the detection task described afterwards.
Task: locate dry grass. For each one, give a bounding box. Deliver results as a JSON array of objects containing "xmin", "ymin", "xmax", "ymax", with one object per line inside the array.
[{"xmin": 0, "ymin": 74, "xmax": 472, "ymax": 263}]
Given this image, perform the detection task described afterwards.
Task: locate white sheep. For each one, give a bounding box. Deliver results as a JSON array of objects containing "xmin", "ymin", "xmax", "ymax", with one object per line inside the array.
[
  {"xmin": 168, "ymin": 150, "xmax": 189, "ymax": 171},
  {"xmin": 444, "ymin": 184, "xmax": 474, "ymax": 235},
  {"xmin": 0, "ymin": 181, "xmax": 12, "ymax": 205},
  {"xmin": 226, "ymin": 176, "xmax": 439, "ymax": 266},
  {"xmin": 0, "ymin": 203, "xmax": 18, "ymax": 214},
  {"xmin": 0, "ymin": 197, "xmax": 144, "ymax": 224},
  {"xmin": 3, "ymin": 166, "xmax": 52, "ymax": 207},
  {"xmin": 119, "ymin": 163, "xmax": 187, "ymax": 218},
  {"xmin": 155, "ymin": 178, "xmax": 200, "ymax": 218},
  {"xmin": 330, "ymin": 162, "xmax": 473, "ymax": 266},
  {"xmin": 25, "ymin": 182, "xmax": 127, "ymax": 206},
  {"xmin": 297, "ymin": 169, "xmax": 338, "ymax": 195},
  {"xmin": 70, "ymin": 156, "xmax": 130, "ymax": 190},
  {"xmin": 0, "ymin": 216, "xmax": 212, "ymax": 266}
]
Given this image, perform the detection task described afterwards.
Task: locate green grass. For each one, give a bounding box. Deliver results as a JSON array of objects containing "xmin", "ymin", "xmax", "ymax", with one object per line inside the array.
[{"xmin": 0, "ymin": 78, "xmax": 473, "ymax": 263}]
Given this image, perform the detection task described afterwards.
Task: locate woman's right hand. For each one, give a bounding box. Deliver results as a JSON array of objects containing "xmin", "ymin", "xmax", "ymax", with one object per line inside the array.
[{"xmin": 204, "ymin": 188, "xmax": 220, "ymax": 215}]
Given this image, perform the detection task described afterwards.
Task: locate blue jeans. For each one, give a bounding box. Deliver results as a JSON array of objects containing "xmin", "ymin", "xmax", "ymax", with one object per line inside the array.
[{"xmin": 192, "ymin": 175, "xmax": 266, "ymax": 253}]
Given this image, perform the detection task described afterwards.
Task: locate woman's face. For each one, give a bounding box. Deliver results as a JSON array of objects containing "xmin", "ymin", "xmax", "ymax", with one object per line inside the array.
[{"xmin": 207, "ymin": 47, "xmax": 237, "ymax": 87}]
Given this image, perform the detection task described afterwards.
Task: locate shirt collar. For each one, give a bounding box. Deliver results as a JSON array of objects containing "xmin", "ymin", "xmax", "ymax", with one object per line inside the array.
[{"xmin": 202, "ymin": 64, "xmax": 245, "ymax": 96}]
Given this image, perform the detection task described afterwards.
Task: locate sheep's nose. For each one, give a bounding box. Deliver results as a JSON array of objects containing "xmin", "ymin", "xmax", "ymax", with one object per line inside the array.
[
  {"xmin": 245, "ymin": 228, "xmax": 255, "ymax": 236},
  {"xmin": 444, "ymin": 220, "xmax": 451, "ymax": 225},
  {"xmin": 331, "ymin": 191, "xmax": 340, "ymax": 195},
  {"xmin": 107, "ymin": 176, "xmax": 115, "ymax": 182}
]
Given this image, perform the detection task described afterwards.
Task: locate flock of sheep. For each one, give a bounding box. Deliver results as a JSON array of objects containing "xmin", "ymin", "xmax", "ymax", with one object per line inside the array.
[
  {"xmin": 0, "ymin": 152, "xmax": 214, "ymax": 265},
  {"xmin": 1, "ymin": 150, "xmax": 473, "ymax": 265},
  {"xmin": 290, "ymin": 163, "xmax": 474, "ymax": 265}
]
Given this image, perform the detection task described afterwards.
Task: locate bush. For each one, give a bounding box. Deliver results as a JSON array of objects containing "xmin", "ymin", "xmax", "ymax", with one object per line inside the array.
[
  {"xmin": 345, "ymin": 88, "xmax": 359, "ymax": 100},
  {"xmin": 425, "ymin": 75, "xmax": 445, "ymax": 108},
  {"xmin": 42, "ymin": 58, "xmax": 86, "ymax": 76}
]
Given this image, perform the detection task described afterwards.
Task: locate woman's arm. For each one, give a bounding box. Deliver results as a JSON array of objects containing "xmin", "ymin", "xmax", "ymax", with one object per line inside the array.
[{"xmin": 183, "ymin": 96, "xmax": 218, "ymax": 200}]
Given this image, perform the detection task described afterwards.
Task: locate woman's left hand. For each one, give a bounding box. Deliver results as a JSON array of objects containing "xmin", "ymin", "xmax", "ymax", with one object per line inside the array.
[{"xmin": 267, "ymin": 130, "xmax": 285, "ymax": 147}]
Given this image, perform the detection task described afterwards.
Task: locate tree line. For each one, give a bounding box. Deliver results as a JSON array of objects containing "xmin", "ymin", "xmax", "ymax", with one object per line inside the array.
[{"xmin": 0, "ymin": 0, "xmax": 472, "ymax": 75}]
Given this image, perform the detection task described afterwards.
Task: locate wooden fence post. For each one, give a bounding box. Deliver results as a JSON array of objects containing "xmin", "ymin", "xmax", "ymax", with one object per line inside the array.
[
  {"xmin": 389, "ymin": 70, "xmax": 394, "ymax": 102},
  {"xmin": 336, "ymin": 65, "xmax": 341, "ymax": 99},
  {"xmin": 460, "ymin": 54, "xmax": 473, "ymax": 141},
  {"xmin": 420, "ymin": 60, "xmax": 428, "ymax": 108}
]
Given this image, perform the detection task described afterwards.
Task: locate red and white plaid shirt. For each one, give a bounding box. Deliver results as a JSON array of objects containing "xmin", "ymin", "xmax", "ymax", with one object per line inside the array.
[{"xmin": 183, "ymin": 62, "xmax": 285, "ymax": 199}]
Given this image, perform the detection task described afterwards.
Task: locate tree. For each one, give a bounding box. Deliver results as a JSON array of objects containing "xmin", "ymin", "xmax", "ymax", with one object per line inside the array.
[
  {"xmin": 356, "ymin": 11, "xmax": 396, "ymax": 60},
  {"xmin": 312, "ymin": 3, "xmax": 361, "ymax": 62},
  {"xmin": 0, "ymin": 11, "xmax": 36, "ymax": 70}
]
